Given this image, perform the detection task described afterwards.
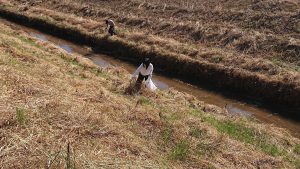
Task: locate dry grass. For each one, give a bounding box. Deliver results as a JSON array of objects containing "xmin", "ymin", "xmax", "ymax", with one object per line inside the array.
[
  {"xmin": 15, "ymin": 0, "xmax": 300, "ymax": 62},
  {"xmin": 1, "ymin": 2, "xmax": 300, "ymax": 107},
  {"xmin": 0, "ymin": 19, "xmax": 299, "ymax": 168},
  {"xmin": 5, "ymin": 0, "xmax": 300, "ymax": 77},
  {"xmin": 1, "ymin": 0, "xmax": 300, "ymax": 107}
]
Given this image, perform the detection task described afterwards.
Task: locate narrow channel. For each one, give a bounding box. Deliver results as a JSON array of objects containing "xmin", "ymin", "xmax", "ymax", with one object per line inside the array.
[{"xmin": 2, "ymin": 18, "xmax": 300, "ymax": 137}]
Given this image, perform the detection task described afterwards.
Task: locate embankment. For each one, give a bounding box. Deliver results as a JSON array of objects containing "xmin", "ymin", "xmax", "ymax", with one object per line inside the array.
[
  {"xmin": 1, "ymin": 15, "xmax": 300, "ymax": 168},
  {"xmin": 1, "ymin": 6, "xmax": 299, "ymax": 109}
]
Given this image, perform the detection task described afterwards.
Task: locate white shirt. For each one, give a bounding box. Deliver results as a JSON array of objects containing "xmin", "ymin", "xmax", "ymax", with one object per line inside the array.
[
  {"xmin": 106, "ymin": 19, "xmax": 115, "ymax": 27},
  {"xmin": 132, "ymin": 63, "xmax": 153, "ymax": 78}
]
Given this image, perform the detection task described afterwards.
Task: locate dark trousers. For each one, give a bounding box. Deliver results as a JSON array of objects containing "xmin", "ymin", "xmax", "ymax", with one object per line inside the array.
[
  {"xmin": 135, "ymin": 73, "xmax": 149, "ymax": 90},
  {"xmin": 108, "ymin": 26, "xmax": 116, "ymax": 36}
]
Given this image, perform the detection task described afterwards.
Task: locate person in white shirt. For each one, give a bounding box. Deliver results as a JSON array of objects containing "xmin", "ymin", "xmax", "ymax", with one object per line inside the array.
[
  {"xmin": 105, "ymin": 19, "xmax": 116, "ymax": 36},
  {"xmin": 132, "ymin": 57, "xmax": 155, "ymax": 90}
]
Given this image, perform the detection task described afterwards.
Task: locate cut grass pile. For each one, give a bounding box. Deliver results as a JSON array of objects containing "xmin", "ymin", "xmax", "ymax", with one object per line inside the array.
[{"xmin": 0, "ymin": 22, "xmax": 299, "ymax": 168}]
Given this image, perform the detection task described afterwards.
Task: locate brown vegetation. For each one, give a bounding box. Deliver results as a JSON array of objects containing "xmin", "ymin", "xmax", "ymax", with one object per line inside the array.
[
  {"xmin": 0, "ymin": 18, "xmax": 300, "ymax": 168},
  {"xmin": 8, "ymin": 0, "xmax": 300, "ymax": 67},
  {"xmin": 1, "ymin": 1, "xmax": 300, "ymax": 107}
]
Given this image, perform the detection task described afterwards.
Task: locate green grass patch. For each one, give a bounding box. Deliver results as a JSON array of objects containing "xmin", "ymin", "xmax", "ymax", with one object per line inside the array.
[
  {"xmin": 8, "ymin": 55, "xmax": 18, "ymax": 65},
  {"xmin": 0, "ymin": 53, "xmax": 17, "ymax": 66},
  {"xmin": 17, "ymin": 36, "xmax": 37, "ymax": 46},
  {"xmin": 117, "ymin": 28, "xmax": 129, "ymax": 33},
  {"xmin": 271, "ymin": 58, "xmax": 300, "ymax": 72},
  {"xmin": 190, "ymin": 109, "xmax": 283, "ymax": 156},
  {"xmin": 211, "ymin": 55, "xmax": 223, "ymax": 63},
  {"xmin": 214, "ymin": 120, "xmax": 282, "ymax": 156},
  {"xmin": 95, "ymin": 69, "xmax": 110, "ymax": 79},
  {"xmin": 286, "ymin": 152, "xmax": 300, "ymax": 169},
  {"xmin": 170, "ymin": 139, "xmax": 189, "ymax": 161},
  {"xmin": 2, "ymin": 3, "xmax": 14, "ymax": 8},
  {"xmin": 85, "ymin": 63, "xmax": 111, "ymax": 80},
  {"xmin": 189, "ymin": 126, "xmax": 206, "ymax": 138},
  {"xmin": 206, "ymin": 116, "xmax": 256, "ymax": 144},
  {"xmin": 71, "ymin": 59, "xmax": 80, "ymax": 66},
  {"xmin": 3, "ymin": 30, "xmax": 43, "ymax": 50},
  {"xmin": 162, "ymin": 125, "xmax": 173, "ymax": 144},
  {"xmin": 260, "ymin": 142, "xmax": 282, "ymax": 156},
  {"xmin": 165, "ymin": 113, "xmax": 180, "ymax": 122},
  {"xmin": 294, "ymin": 144, "xmax": 300, "ymax": 154},
  {"xmin": 16, "ymin": 107, "xmax": 28, "ymax": 125},
  {"xmin": 139, "ymin": 96, "xmax": 152, "ymax": 105},
  {"xmin": 295, "ymin": 159, "xmax": 300, "ymax": 169}
]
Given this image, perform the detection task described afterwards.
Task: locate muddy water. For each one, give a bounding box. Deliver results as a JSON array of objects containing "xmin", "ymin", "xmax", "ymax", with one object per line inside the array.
[{"xmin": 2, "ymin": 19, "xmax": 300, "ymax": 137}]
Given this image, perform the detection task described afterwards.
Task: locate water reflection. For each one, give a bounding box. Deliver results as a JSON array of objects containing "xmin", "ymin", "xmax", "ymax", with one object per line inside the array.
[
  {"xmin": 88, "ymin": 56, "xmax": 111, "ymax": 68},
  {"xmin": 152, "ymin": 79, "xmax": 169, "ymax": 90},
  {"xmin": 30, "ymin": 33, "xmax": 47, "ymax": 41},
  {"xmin": 59, "ymin": 44, "xmax": 73, "ymax": 53},
  {"xmin": 31, "ymin": 33, "xmax": 73, "ymax": 53},
  {"xmin": 226, "ymin": 104, "xmax": 252, "ymax": 117}
]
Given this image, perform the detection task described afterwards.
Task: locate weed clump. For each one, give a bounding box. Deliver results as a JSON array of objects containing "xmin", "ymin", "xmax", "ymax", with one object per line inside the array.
[
  {"xmin": 139, "ymin": 96, "xmax": 152, "ymax": 105},
  {"xmin": 196, "ymin": 141, "xmax": 216, "ymax": 156},
  {"xmin": 162, "ymin": 125, "xmax": 173, "ymax": 144},
  {"xmin": 15, "ymin": 107, "xmax": 27, "ymax": 125},
  {"xmin": 294, "ymin": 144, "xmax": 300, "ymax": 155},
  {"xmin": 170, "ymin": 139, "xmax": 189, "ymax": 161},
  {"xmin": 189, "ymin": 126, "xmax": 206, "ymax": 138}
]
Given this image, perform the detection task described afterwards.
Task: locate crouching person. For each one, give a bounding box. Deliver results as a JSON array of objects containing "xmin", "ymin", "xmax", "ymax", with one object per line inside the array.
[
  {"xmin": 131, "ymin": 57, "xmax": 157, "ymax": 91},
  {"xmin": 105, "ymin": 19, "xmax": 116, "ymax": 36}
]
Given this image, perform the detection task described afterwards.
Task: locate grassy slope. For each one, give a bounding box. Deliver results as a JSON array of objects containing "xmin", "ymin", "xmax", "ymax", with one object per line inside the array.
[
  {"xmin": 0, "ymin": 20, "xmax": 300, "ymax": 168},
  {"xmin": 2, "ymin": 0, "xmax": 300, "ymax": 107}
]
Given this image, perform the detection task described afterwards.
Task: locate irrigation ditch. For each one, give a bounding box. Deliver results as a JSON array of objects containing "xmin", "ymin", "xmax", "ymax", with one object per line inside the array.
[{"xmin": 0, "ymin": 7, "xmax": 299, "ymax": 118}]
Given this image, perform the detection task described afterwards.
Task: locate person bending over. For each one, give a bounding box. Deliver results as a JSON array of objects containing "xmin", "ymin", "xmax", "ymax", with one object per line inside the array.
[
  {"xmin": 132, "ymin": 57, "xmax": 154, "ymax": 90},
  {"xmin": 105, "ymin": 19, "xmax": 116, "ymax": 36}
]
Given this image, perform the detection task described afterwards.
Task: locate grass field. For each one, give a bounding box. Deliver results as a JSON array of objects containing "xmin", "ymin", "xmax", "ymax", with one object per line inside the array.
[
  {"xmin": 0, "ymin": 13, "xmax": 300, "ymax": 168},
  {"xmin": 7, "ymin": 0, "xmax": 300, "ymax": 75},
  {"xmin": 1, "ymin": 0, "xmax": 299, "ymax": 106}
]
